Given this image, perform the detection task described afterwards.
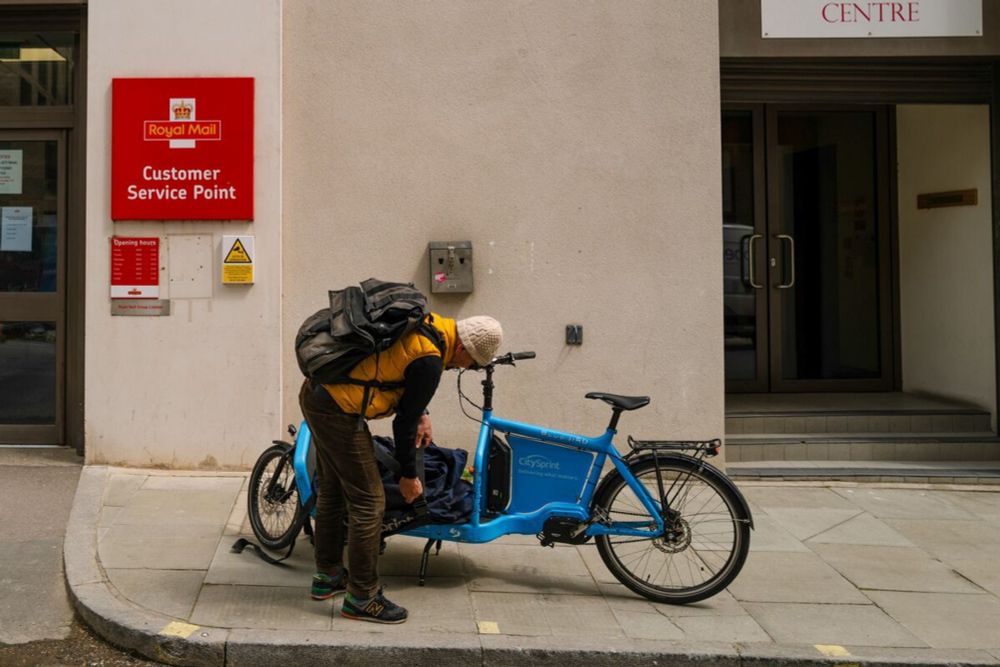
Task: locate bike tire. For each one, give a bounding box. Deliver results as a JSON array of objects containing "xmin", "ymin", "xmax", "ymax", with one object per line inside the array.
[
  {"xmin": 247, "ymin": 442, "xmax": 308, "ymax": 550},
  {"xmin": 593, "ymin": 455, "xmax": 751, "ymax": 604}
]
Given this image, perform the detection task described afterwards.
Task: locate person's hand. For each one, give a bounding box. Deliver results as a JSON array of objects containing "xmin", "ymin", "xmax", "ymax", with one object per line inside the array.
[
  {"xmin": 415, "ymin": 414, "xmax": 433, "ymax": 449},
  {"xmin": 399, "ymin": 476, "xmax": 423, "ymax": 504}
]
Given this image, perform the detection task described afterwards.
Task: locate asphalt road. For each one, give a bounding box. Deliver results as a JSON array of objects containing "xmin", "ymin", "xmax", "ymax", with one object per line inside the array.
[{"xmin": 0, "ymin": 447, "xmax": 162, "ymax": 666}]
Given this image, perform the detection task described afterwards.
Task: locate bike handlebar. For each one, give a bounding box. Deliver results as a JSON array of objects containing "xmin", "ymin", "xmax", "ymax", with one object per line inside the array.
[{"xmin": 490, "ymin": 351, "xmax": 536, "ymax": 366}]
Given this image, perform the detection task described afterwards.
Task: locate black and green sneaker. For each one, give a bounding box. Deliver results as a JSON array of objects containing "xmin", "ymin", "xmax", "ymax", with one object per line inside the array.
[
  {"xmin": 341, "ymin": 591, "xmax": 408, "ymax": 624},
  {"xmin": 310, "ymin": 570, "xmax": 347, "ymax": 600}
]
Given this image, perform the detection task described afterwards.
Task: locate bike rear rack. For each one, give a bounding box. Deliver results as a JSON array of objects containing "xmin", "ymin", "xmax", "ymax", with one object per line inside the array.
[{"xmin": 627, "ymin": 436, "xmax": 721, "ymax": 458}]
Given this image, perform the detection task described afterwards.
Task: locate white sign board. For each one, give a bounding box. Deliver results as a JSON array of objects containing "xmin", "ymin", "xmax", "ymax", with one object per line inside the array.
[
  {"xmin": 1, "ymin": 207, "xmax": 32, "ymax": 252},
  {"xmin": 0, "ymin": 150, "xmax": 23, "ymax": 194},
  {"xmin": 762, "ymin": 0, "xmax": 982, "ymax": 38}
]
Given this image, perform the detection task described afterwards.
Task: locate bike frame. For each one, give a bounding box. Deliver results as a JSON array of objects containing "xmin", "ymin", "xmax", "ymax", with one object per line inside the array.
[{"xmin": 290, "ymin": 410, "xmax": 667, "ymax": 545}]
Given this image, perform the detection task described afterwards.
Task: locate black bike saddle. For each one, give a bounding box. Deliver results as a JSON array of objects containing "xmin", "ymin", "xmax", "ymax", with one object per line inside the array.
[{"xmin": 585, "ymin": 392, "xmax": 650, "ymax": 411}]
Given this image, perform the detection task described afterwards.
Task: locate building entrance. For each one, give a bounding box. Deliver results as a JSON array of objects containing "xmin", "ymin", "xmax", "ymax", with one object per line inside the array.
[
  {"xmin": 0, "ymin": 132, "xmax": 65, "ymax": 444},
  {"xmin": 723, "ymin": 105, "xmax": 894, "ymax": 393}
]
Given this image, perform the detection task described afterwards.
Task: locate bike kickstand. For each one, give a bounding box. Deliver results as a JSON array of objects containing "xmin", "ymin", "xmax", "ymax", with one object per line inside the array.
[
  {"xmin": 435, "ymin": 539, "xmax": 442, "ymax": 555},
  {"xmin": 418, "ymin": 538, "xmax": 435, "ymax": 587}
]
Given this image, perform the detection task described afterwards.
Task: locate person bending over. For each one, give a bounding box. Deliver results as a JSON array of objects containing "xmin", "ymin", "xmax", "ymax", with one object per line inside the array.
[{"xmin": 299, "ymin": 314, "xmax": 502, "ymax": 623}]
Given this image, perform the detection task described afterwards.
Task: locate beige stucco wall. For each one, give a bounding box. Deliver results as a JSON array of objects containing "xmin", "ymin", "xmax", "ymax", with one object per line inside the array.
[
  {"xmin": 897, "ymin": 105, "xmax": 996, "ymax": 420},
  {"xmin": 282, "ymin": 2, "xmax": 726, "ymax": 457},
  {"xmin": 85, "ymin": 0, "xmax": 282, "ymax": 467}
]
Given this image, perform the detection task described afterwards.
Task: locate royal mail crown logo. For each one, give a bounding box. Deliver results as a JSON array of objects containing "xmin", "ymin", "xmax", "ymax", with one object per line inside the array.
[
  {"xmin": 171, "ymin": 100, "xmax": 193, "ymax": 120},
  {"xmin": 143, "ymin": 97, "xmax": 222, "ymax": 148}
]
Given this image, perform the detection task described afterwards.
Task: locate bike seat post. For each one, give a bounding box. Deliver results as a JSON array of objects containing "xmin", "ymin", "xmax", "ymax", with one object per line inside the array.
[{"xmin": 607, "ymin": 408, "xmax": 623, "ymax": 432}]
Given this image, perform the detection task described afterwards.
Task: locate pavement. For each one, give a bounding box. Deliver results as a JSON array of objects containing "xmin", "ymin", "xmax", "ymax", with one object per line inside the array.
[{"xmin": 65, "ymin": 465, "xmax": 1000, "ymax": 667}]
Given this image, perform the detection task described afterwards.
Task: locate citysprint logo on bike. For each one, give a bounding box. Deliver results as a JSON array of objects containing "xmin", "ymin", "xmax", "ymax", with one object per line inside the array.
[{"xmin": 518, "ymin": 454, "xmax": 561, "ymax": 472}]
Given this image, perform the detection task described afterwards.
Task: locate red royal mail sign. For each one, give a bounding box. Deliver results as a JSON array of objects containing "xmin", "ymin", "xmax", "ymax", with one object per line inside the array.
[{"xmin": 112, "ymin": 77, "xmax": 254, "ymax": 220}]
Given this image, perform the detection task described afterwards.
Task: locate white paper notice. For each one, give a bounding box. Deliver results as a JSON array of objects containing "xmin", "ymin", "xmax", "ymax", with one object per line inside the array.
[
  {"xmin": 1, "ymin": 207, "xmax": 32, "ymax": 252},
  {"xmin": 0, "ymin": 150, "xmax": 23, "ymax": 194}
]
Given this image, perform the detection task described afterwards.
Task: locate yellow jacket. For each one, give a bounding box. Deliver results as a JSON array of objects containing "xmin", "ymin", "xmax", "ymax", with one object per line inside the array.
[{"xmin": 323, "ymin": 313, "xmax": 456, "ymax": 418}]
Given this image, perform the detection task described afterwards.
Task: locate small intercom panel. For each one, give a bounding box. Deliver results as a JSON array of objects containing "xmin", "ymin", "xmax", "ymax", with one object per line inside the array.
[{"xmin": 428, "ymin": 241, "xmax": 473, "ymax": 293}]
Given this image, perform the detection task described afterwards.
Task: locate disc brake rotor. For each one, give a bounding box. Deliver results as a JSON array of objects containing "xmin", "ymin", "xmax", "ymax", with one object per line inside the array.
[{"xmin": 655, "ymin": 517, "xmax": 692, "ymax": 554}]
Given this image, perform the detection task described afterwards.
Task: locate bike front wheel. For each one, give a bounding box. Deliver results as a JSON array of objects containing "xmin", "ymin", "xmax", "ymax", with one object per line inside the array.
[
  {"xmin": 247, "ymin": 442, "xmax": 307, "ymax": 550},
  {"xmin": 593, "ymin": 455, "xmax": 751, "ymax": 604}
]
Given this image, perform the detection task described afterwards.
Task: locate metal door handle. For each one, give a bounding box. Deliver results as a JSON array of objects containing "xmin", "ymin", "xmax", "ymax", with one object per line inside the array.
[
  {"xmin": 747, "ymin": 234, "xmax": 763, "ymax": 289},
  {"xmin": 776, "ymin": 234, "xmax": 795, "ymax": 289}
]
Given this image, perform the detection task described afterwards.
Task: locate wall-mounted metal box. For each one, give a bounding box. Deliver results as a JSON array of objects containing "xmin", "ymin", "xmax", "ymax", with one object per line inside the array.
[{"xmin": 428, "ymin": 241, "xmax": 473, "ymax": 293}]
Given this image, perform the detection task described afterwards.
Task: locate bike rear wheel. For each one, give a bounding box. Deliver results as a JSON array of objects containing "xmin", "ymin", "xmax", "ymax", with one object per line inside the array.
[
  {"xmin": 247, "ymin": 443, "xmax": 307, "ymax": 550},
  {"xmin": 593, "ymin": 456, "xmax": 750, "ymax": 604}
]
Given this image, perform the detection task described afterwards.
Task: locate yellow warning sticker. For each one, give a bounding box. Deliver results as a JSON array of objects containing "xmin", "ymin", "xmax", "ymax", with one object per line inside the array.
[
  {"xmin": 223, "ymin": 264, "xmax": 254, "ymax": 284},
  {"xmin": 160, "ymin": 621, "xmax": 199, "ymax": 639},
  {"xmin": 477, "ymin": 621, "xmax": 500, "ymax": 634},
  {"xmin": 221, "ymin": 235, "xmax": 254, "ymax": 285},
  {"xmin": 224, "ymin": 238, "xmax": 252, "ymax": 263}
]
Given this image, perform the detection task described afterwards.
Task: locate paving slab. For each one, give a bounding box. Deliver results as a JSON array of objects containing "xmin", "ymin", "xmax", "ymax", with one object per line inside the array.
[
  {"xmin": 596, "ymin": 582, "xmax": 747, "ymax": 617},
  {"xmin": 745, "ymin": 513, "xmax": 812, "ymax": 552},
  {"xmin": 864, "ymin": 591, "xmax": 1000, "ymax": 649},
  {"xmin": 806, "ymin": 512, "xmax": 915, "ymax": 547},
  {"xmin": 885, "ymin": 518, "xmax": 1000, "ymax": 563},
  {"xmin": 727, "ymin": 551, "xmax": 870, "ymax": 604},
  {"xmin": 744, "ymin": 485, "xmax": 861, "ymax": 510},
  {"xmin": 932, "ymin": 490, "xmax": 1000, "ymax": 521},
  {"xmin": 809, "ymin": 543, "xmax": 981, "ymax": 594},
  {"xmin": 460, "ymin": 541, "xmax": 599, "ymax": 595},
  {"xmin": 205, "ymin": 534, "xmax": 315, "ymax": 587},
  {"xmin": 762, "ymin": 507, "xmax": 863, "ymax": 541},
  {"xmin": 114, "ymin": 487, "xmax": 240, "ymax": 527},
  {"xmin": 949, "ymin": 558, "xmax": 1000, "ymax": 596},
  {"xmin": 107, "ymin": 568, "xmax": 206, "ymax": 619},
  {"xmin": 0, "ymin": 537, "xmax": 75, "ymax": 644},
  {"xmin": 99, "ymin": 521, "xmax": 223, "ymax": 570},
  {"xmin": 611, "ymin": 608, "xmax": 685, "ymax": 640},
  {"xmin": 834, "ymin": 487, "xmax": 980, "ymax": 520},
  {"xmin": 189, "ymin": 584, "xmax": 334, "ymax": 631},
  {"xmin": 743, "ymin": 602, "xmax": 926, "ymax": 647},
  {"xmin": 470, "ymin": 590, "xmax": 624, "ymax": 638},
  {"xmin": 374, "ymin": 575, "xmax": 477, "ymax": 635},
  {"xmin": 671, "ymin": 613, "xmax": 772, "ymax": 643},
  {"xmin": 103, "ymin": 473, "xmax": 148, "ymax": 507}
]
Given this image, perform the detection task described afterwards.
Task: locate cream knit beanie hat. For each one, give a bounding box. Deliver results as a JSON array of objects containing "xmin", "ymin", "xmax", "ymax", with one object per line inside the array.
[{"xmin": 456, "ymin": 316, "xmax": 503, "ymax": 366}]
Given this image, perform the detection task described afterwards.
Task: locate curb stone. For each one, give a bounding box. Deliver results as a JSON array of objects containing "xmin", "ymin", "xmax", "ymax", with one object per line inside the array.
[{"xmin": 65, "ymin": 466, "xmax": 1000, "ymax": 667}]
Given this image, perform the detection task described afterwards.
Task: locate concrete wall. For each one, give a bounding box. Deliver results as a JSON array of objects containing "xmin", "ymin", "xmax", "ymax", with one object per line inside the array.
[
  {"xmin": 282, "ymin": 2, "xmax": 726, "ymax": 456},
  {"xmin": 85, "ymin": 0, "xmax": 282, "ymax": 467},
  {"xmin": 721, "ymin": 0, "xmax": 1000, "ymax": 57},
  {"xmin": 897, "ymin": 105, "xmax": 996, "ymax": 419}
]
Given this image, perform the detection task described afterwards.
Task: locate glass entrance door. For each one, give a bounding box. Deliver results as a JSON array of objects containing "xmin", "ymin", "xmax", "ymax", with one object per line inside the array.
[
  {"xmin": 0, "ymin": 132, "xmax": 64, "ymax": 443},
  {"xmin": 723, "ymin": 107, "xmax": 893, "ymax": 392}
]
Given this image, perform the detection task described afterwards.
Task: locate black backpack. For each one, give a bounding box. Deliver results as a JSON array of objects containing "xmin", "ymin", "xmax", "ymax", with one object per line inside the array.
[{"xmin": 295, "ymin": 278, "xmax": 444, "ymax": 391}]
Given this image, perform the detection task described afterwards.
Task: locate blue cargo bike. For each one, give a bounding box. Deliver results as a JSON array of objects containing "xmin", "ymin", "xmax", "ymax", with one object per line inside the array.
[{"xmin": 242, "ymin": 351, "xmax": 753, "ymax": 604}]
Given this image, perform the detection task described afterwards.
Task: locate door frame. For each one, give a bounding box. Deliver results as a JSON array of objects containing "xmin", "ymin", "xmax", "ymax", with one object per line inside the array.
[
  {"xmin": 0, "ymin": 130, "xmax": 67, "ymax": 443},
  {"xmin": 723, "ymin": 104, "xmax": 769, "ymax": 393},
  {"xmin": 723, "ymin": 103, "xmax": 896, "ymax": 393}
]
